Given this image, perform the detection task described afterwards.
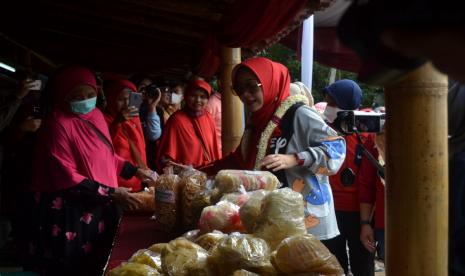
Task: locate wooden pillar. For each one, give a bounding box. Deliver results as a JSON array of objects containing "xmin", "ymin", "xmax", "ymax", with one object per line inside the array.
[
  {"xmin": 220, "ymin": 47, "xmax": 243, "ymax": 156},
  {"xmin": 385, "ymin": 63, "xmax": 448, "ymax": 276}
]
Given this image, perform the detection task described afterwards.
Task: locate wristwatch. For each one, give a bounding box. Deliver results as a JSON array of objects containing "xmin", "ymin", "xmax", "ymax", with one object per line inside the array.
[
  {"xmin": 360, "ymin": 220, "xmax": 371, "ymax": 225},
  {"xmin": 294, "ymin": 153, "xmax": 305, "ymax": 166}
]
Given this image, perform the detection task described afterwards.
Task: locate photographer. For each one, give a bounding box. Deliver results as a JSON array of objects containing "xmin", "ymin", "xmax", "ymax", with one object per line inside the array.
[
  {"xmin": 139, "ymin": 83, "xmax": 162, "ymax": 170},
  {"xmin": 103, "ymin": 79, "xmax": 151, "ymax": 193},
  {"xmin": 0, "ymin": 78, "xmax": 42, "ymax": 263},
  {"xmin": 0, "ymin": 79, "xmax": 36, "ymax": 132},
  {"xmin": 321, "ymin": 79, "xmax": 378, "ymax": 276}
]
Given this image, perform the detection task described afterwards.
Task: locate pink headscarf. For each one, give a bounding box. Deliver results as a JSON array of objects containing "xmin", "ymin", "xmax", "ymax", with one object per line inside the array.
[
  {"xmin": 52, "ymin": 66, "xmax": 98, "ymax": 104},
  {"xmin": 32, "ymin": 66, "xmax": 125, "ymax": 192}
]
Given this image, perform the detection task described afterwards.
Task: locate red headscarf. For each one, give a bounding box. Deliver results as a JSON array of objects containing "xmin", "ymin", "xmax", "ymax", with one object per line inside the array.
[
  {"xmin": 232, "ymin": 57, "xmax": 291, "ymax": 168},
  {"xmin": 104, "ymin": 79, "xmax": 147, "ymax": 192},
  {"xmin": 157, "ymin": 80, "xmax": 221, "ymax": 170},
  {"xmin": 185, "ymin": 79, "xmax": 212, "ymax": 97},
  {"xmin": 105, "ymin": 79, "xmax": 137, "ymax": 109}
]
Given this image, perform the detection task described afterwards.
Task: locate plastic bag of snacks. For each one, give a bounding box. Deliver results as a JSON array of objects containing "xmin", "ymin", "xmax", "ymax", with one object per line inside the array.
[
  {"xmin": 253, "ymin": 188, "xmax": 306, "ymax": 249},
  {"xmin": 232, "ymin": 269, "xmax": 260, "ymax": 276},
  {"xmin": 148, "ymin": 243, "xmax": 167, "ymax": 254},
  {"xmin": 198, "ymin": 201, "xmax": 243, "ymax": 234},
  {"xmin": 161, "ymin": 238, "xmax": 213, "ymax": 276},
  {"xmin": 108, "ymin": 262, "xmax": 161, "ymax": 276},
  {"xmin": 215, "ymin": 170, "xmax": 280, "ymax": 194},
  {"xmin": 182, "ymin": 229, "xmax": 201, "ymax": 242},
  {"xmin": 209, "ymin": 233, "xmax": 276, "ymax": 275},
  {"xmin": 130, "ymin": 187, "xmax": 156, "ymax": 212},
  {"xmin": 271, "ymin": 234, "xmax": 344, "ymax": 275},
  {"xmin": 239, "ymin": 190, "xmax": 270, "ymax": 232},
  {"xmin": 128, "ymin": 249, "xmax": 162, "ymax": 272},
  {"xmin": 155, "ymin": 167, "xmax": 182, "ymax": 232},
  {"xmin": 181, "ymin": 169, "xmax": 208, "ymax": 230},
  {"xmin": 194, "ymin": 230, "xmax": 227, "ymax": 252},
  {"xmin": 220, "ymin": 192, "xmax": 250, "ymax": 207}
]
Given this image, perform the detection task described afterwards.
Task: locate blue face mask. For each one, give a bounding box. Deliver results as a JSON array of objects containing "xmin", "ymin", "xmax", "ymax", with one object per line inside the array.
[{"xmin": 69, "ymin": 97, "xmax": 97, "ymax": 115}]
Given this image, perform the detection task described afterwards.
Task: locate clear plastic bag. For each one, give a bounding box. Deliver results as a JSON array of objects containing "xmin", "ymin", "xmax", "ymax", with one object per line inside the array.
[
  {"xmin": 215, "ymin": 170, "xmax": 280, "ymax": 194},
  {"xmin": 181, "ymin": 169, "xmax": 208, "ymax": 230},
  {"xmin": 147, "ymin": 243, "xmax": 167, "ymax": 254},
  {"xmin": 108, "ymin": 262, "xmax": 161, "ymax": 276},
  {"xmin": 253, "ymin": 188, "xmax": 306, "ymax": 249},
  {"xmin": 194, "ymin": 230, "xmax": 227, "ymax": 252},
  {"xmin": 155, "ymin": 170, "xmax": 182, "ymax": 232},
  {"xmin": 271, "ymin": 234, "xmax": 344, "ymax": 275},
  {"xmin": 239, "ymin": 190, "xmax": 270, "ymax": 233},
  {"xmin": 128, "ymin": 249, "xmax": 162, "ymax": 272},
  {"xmin": 220, "ymin": 192, "xmax": 250, "ymax": 207},
  {"xmin": 232, "ymin": 269, "xmax": 260, "ymax": 276},
  {"xmin": 198, "ymin": 201, "xmax": 244, "ymax": 234},
  {"xmin": 130, "ymin": 187, "xmax": 156, "ymax": 212},
  {"xmin": 209, "ymin": 233, "xmax": 276, "ymax": 275},
  {"xmin": 183, "ymin": 229, "xmax": 201, "ymax": 242},
  {"xmin": 161, "ymin": 238, "xmax": 213, "ymax": 276}
]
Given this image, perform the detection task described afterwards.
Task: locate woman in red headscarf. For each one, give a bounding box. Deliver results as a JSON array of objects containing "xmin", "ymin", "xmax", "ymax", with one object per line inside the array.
[
  {"xmin": 103, "ymin": 79, "xmax": 147, "ymax": 192},
  {"xmin": 156, "ymin": 79, "xmax": 221, "ymax": 170},
  {"xmin": 29, "ymin": 66, "xmax": 155, "ymax": 275},
  {"xmin": 200, "ymin": 57, "xmax": 347, "ymax": 242}
]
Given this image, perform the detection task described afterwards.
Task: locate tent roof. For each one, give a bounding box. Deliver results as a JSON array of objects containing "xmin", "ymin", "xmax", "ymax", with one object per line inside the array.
[{"xmin": 1, "ymin": 0, "xmax": 333, "ymax": 81}]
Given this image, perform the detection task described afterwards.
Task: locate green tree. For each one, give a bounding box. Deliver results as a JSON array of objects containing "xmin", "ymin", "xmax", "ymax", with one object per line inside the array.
[{"xmin": 258, "ymin": 44, "xmax": 384, "ymax": 108}]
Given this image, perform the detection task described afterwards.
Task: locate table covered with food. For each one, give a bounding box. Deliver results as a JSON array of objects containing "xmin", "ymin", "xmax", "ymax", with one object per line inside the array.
[{"xmin": 106, "ymin": 168, "xmax": 344, "ymax": 276}]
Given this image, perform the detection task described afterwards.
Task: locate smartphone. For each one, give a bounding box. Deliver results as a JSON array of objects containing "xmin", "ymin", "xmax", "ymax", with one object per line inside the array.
[
  {"xmin": 129, "ymin": 92, "xmax": 143, "ymax": 109},
  {"xmin": 30, "ymin": 80, "xmax": 42, "ymax": 91}
]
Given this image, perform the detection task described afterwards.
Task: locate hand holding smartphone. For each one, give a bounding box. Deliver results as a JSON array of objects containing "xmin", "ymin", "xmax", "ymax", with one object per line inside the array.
[
  {"xmin": 29, "ymin": 80, "xmax": 42, "ymax": 91},
  {"xmin": 129, "ymin": 92, "xmax": 143, "ymax": 109}
]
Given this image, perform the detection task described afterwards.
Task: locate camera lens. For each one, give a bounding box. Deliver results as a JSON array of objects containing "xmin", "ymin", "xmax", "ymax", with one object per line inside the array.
[{"xmin": 340, "ymin": 167, "xmax": 356, "ymax": 187}]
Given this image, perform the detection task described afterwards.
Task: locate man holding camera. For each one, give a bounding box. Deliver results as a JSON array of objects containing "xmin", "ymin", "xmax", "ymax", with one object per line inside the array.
[{"xmin": 321, "ymin": 79, "xmax": 378, "ymax": 276}]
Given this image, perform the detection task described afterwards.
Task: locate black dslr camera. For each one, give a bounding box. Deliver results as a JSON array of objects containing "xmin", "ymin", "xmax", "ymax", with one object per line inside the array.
[
  {"xmin": 143, "ymin": 84, "xmax": 161, "ymax": 99},
  {"xmin": 335, "ymin": 110, "xmax": 385, "ymax": 134}
]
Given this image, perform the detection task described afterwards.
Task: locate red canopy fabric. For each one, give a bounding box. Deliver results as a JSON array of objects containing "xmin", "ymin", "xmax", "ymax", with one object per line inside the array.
[
  {"xmin": 197, "ymin": 0, "xmax": 309, "ymax": 78},
  {"xmin": 218, "ymin": 0, "xmax": 308, "ymax": 48},
  {"xmin": 314, "ymin": 27, "xmax": 361, "ymax": 73},
  {"xmin": 281, "ymin": 26, "xmax": 362, "ymax": 73}
]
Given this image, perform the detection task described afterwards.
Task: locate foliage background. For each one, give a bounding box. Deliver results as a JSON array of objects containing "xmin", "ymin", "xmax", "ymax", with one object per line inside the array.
[{"xmin": 258, "ymin": 44, "xmax": 384, "ymax": 108}]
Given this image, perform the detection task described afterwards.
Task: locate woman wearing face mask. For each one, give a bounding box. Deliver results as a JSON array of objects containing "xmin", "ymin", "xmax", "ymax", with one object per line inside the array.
[
  {"xmin": 156, "ymin": 83, "xmax": 184, "ymax": 127},
  {"xmin": 103, "ymin": 79, "xmax": 148, "ymax": 192},
  {"xmin": 28, "ymin": 66, "xmax": 155, "ymax": 275},
  {"xmin": 156, "ymin": 79, "xmax": 221, "ymax": 170},
  {"xmin": 320, "ymin": 79, "xmax": 378, "ymax": 276},
  {"xmin": 200, "ymin": 57, "xmax": 346, "ymax": 241}
]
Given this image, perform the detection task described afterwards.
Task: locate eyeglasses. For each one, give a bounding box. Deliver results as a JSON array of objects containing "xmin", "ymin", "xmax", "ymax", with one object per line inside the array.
[{"xmin": 232, "ymin": 80, "xmax": 262, "ymax": 96}]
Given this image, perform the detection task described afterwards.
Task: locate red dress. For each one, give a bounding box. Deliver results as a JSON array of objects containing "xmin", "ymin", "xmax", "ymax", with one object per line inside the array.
[{"xmin": 156, "ymin": 109, "xmax": 221, "ymax": 170}]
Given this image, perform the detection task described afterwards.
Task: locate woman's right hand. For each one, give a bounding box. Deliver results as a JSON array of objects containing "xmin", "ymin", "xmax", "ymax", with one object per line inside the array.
[
  {"xmin": 360, "ymin": 224, "xmax": 376, "ymax": 253},
  {"xmin": 113, "ymin": 107, "xmax": 139, "ymax": 126},
  {"xmin": 112, "ymin": 187, "xmax": 142, "ymax": 211},
  {"xmin": 121, "ymin": 106, "xmax": 139, "ymax": 120}
]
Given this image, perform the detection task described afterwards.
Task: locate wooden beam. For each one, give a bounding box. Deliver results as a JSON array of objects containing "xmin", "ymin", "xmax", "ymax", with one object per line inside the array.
[
  {"xmin": 220, "ymin": 47, "xmax": 243, "ymax": 155},
  {"xmin": 385, "ymin": 63, "xmax": 448, "ymax": 276}
]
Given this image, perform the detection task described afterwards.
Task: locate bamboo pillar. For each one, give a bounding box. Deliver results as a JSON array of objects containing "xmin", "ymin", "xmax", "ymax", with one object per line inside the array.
[
  {"xmin": 220, "ymin": 47, "xmax": 243, "ymax": 156},
  {"xmin": 385, "ymin": 63, "xmax": 448, "ymax": 276}
]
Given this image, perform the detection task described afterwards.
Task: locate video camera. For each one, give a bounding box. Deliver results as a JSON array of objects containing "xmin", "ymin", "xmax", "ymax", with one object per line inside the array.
[
  {"xmin": 335, "ymin": 110, "xmax": 387, "ymax": 180},
  {"xmin": 335, "ymin": 110, "xmax": 385, "ymax": 134}
]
